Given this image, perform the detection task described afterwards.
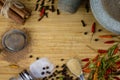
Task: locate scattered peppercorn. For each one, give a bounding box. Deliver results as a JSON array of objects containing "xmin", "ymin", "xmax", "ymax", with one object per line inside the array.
[
  {"xmin": 84, "ymin": 32, "xmax": 88, "ymax": 35},
  {"xmin": 43, "ymin": 67, "xmax": 46, "ymax": 70},
  {"xmin": 56, "ymin": 65, "xmax": 59, "ymax": 68},
  {"xmin": 41, "ymin": 72, "xmax": 45, "ymax": 75},
  {"xmin": 51, "ymin": 78, "xmax": 54, "ymax": 80},
  {"xmin": 98, "ymin": 29, "xmax": 102, "ymax": 32},
  {"xmin": 46, "ymin": 66, "xmax": 49, "ymax": 69},
  {"xmin": 81, "ymin": 20, "xmax": 86, "ymax": 27},
  {"xmin": 29, "ymin": 55, "xmax": 33, "ymax": 58},
  {"xmin": 61, "ymin": 58, "xmax": 64, "ymax": 61},
  {"xmin": 94, "ymin": 38, "xmax": 99, "ymax": 42},
  {"xmin": 46, "ymin": 71, "xmax": 51, "ymax": 74},
  {"xmin": 36, "ymin": 57, "xmax": 39, "ymax": 60}
]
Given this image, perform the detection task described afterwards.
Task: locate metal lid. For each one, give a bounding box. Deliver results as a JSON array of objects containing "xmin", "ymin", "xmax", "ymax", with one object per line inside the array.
[
  {"xmin": 19, "ymin": 70, "xmax": 34, "ymax": 80},
  {"xmin": 2, "ymin": 29, "xmax": 27, "ymax": 52}
]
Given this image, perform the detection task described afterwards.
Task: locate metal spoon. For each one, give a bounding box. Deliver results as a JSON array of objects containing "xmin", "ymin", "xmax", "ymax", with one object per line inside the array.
[{"xmin": 66, "ymin": 58, "xmax": 85, "ymax": 80}]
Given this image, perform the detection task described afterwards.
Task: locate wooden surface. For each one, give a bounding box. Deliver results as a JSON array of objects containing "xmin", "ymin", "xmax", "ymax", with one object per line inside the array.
[{"xmin": 0, "ymin": 0, "xmax": 117, "ymax": 80}]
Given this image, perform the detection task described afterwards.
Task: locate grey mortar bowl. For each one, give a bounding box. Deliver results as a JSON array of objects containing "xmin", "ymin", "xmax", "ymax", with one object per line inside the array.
[{"xmin": 90, "ymin": 0, "xmax": 120, "ymax": 34}]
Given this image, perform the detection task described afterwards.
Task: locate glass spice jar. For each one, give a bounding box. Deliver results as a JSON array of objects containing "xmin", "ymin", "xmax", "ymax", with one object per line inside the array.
[
  {"xmin": 2, "ymin": 29, "xmax": 27, "ymax": 52},
  {"xmin": 9, "ymin": 58, "xmax": 54, "ymax": 80}
]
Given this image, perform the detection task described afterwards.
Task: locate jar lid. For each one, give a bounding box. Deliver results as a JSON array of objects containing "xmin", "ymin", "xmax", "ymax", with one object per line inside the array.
[
  {"xmin": 19, "ymin": 70, "xmax": 34, "ymax": 80},
  {"xmin": 2, "ymin": 29, "xmax": 27, "ymax": 52}
]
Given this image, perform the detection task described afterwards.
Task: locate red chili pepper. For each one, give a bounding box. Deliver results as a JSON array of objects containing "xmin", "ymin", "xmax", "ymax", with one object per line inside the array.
[
  {"xmin": 90, "ymin": 22, "xmax": 96, "ymax": 42},
  {"xmin": 82, "ymin": 62, "xmax": 90, "ymax": 69},
  {"xmin": 40, "ymin": 8, "xmax": 45, "ymax": 16},
  {"xmin": 106, "ymin": 68, "xmax": 112, "ymax": 75},
  {"xmin": 92, "ymin": 55, "xmax": 99, "ymax": 62},
  {"xmin": 114, "ymin": 47, "xmax": 119, "ymax": 54},
  {"xmin": 91, "ymin": 22, "xmax": 96, "ymax": 33},
  {"xmin": 116, "ymin": 61, "xmax": 120, "ymax": 65},
  {"xmin": 104, "ymin": 40, "xmax": 116, "ymax": 44},
  {"xmin": 81, "ymin": 58, "xmax": 90, "ymax": 62},
  {"xmin": 97, "ymin": 49, "xmax": 108, "ymax": 54},
  {"xmin": 113, "ymin": 77, "xmax": 120, "ymax": 80},
  {"xmin": 99, "ymin": 35, "xmax": 113, "ymax": 38}
]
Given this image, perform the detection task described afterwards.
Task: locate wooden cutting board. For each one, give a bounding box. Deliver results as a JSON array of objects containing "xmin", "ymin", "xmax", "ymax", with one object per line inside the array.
[{"xmin": 0, "ymin": 0, "xmax": 116, "ymax": 80}]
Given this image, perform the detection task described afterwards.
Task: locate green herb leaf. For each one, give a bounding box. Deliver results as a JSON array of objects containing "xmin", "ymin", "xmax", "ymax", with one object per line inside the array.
[{"xmin": 108, "ymin": 44, "xmax": 118, "ymax": 57}]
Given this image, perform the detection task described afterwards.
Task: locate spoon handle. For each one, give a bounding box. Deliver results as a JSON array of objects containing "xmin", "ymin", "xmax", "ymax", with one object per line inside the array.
[{"xmin": 80, "ymin": 74, "xmax": 85, "ymax": 80}]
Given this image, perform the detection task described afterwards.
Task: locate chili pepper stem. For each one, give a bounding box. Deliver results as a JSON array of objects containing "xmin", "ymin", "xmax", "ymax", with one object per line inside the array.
[{"xmin": 90, "ymin": 33, "xmax": 94, "ymax": 42}]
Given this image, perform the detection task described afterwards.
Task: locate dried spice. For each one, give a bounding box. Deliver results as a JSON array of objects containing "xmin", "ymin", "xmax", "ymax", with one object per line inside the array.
[
  {"xmin": 97, "ymin": 49, "xmax": 108, "ymax": 54},
  {"xmin": 57, "ymin": 9, "xmax": 60, "ymax": 15},
  {"xmin": 85, "ymin": 1, "xmax": 90, "ymax": 13},
  {"xmin": 99, "ymin": 35, "xmax": 114, "ymax": 38},
  {"xmin": 104, "ymin": 40, "xmax": 116, "ymax": 44},
  {"xmin": 94, "ymin": 38, "xmax": 99, "ymax": 42},
  {"xmin": 98, "ymin": 29, "xmax": 102, "ymax": 32},
  {"xmin": 90, "ymin": 22, "xmax": 96, "ymax": 41},
  {"xmin": 81, "ymin": 20, "xmax": 86, "ymax": 27},
  {"xmin": 84, "ymin": 32, "xmax": 88, "ymax": 35},
  {"xmin": 35, "ymin": 3, "xmax": 39, "ymax": 11},
  {"xmin": 81, "ymin": 58, "xmax": 89, "ymax": 62},
  {"xmin": 35, "ymin": 0, "xmax": 60, "ymax": 21},
  {"xmin": 29, "ymin": 55, "xmax": 33, "ymax": 58},
  {"xmin": 85, "ymin": 44, "xmax": 120, "ymax": 80},
  {"xmin": 51, "ymin": 5, "xmax": 55, "ymax": 12}
]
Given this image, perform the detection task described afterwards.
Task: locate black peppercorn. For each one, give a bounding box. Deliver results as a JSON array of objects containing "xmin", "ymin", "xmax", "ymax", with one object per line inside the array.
[
  {"xmin": 94, "ymin": 38, "xmax": 99, "ymax": 42},
  {"xmin": 29, "ymin": 55, "xmax": 33, "ymax": 58},
  {"xmin": 84, "ymin": 32, "xmax": 88, "ymax": 35},
  {"xmin": 41, "ymin": 72, "xmax": 45, "ymax": 75}
]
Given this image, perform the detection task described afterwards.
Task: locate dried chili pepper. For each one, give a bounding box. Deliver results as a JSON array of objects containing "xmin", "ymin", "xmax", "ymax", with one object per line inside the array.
[
  {"xmin": 97, "ymin": 49, "xmax": 108, "ymax": 54},
  {"xmin": 113, "ymin": 47, "xmax": 119, "ymax": 54},
  {"xmin": 99, "ymin": 35, "xmax": 113, "ymax": 38},
  {"xmin": 116, "ymin": 61, "xmax": 120, "ymax": 65},
  {"xmin": 83, "ymin": 68, "xmax": 91, "ymax": 73},
  {"xmin": 38, "ymin": 15, "xmax": 44, "ymax": 21},
  {"xmin": 92, "ymin": 55, "xmax": 99, "ymax": 62},
  {"xmin": 113, "ymin": 77, "xmax": 120, "ymax": 80},
  {"xmin": 83, "ymin": 62, "xmax": 90, "ymax": 69},
  {"xmin": 96, "ymin": 61, "xmax": 101, "ymax": 67},
  {"xmin": 35, "ymin": 3, "xmax": 39, "ymax": 11},
  {"xmin": 81, "ymin": 20, "xmax": 86, "ymax": 27},
  {"xmin": 104, "ymin": 40, "xmax": 116, "ymax": 44},
  {"xmin": 90, "ymin": 22, "xmax": 96, "ymax": 42},
  {"xmin": 81, "ymin": 58, "xmax": 90, "ymax": 62},
  {"xmin": 40, "ymin": 8, "xmax": 45, "ymax": 16}
]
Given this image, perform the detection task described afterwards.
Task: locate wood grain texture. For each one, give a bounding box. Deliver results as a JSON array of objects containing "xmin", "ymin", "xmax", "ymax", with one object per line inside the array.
[{"xmin": 0, "ymin": 0, "xmax": 116, "ymax": 80}]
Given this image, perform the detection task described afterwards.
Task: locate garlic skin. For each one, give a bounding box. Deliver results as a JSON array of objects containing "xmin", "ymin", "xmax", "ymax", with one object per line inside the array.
[{"xmin": 29, "ymin": 57, "xmax": 54, "ymax": 78}]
